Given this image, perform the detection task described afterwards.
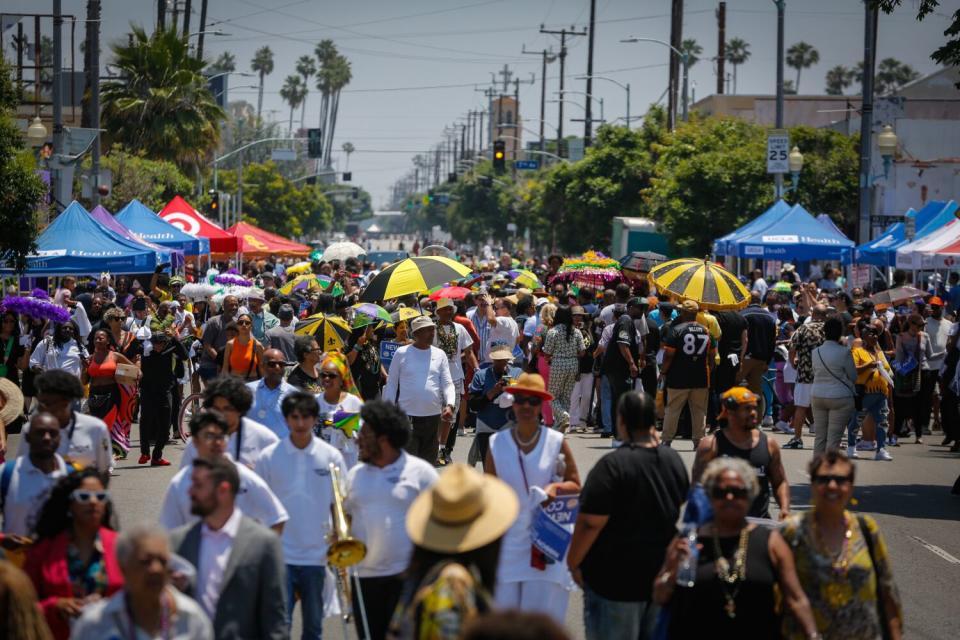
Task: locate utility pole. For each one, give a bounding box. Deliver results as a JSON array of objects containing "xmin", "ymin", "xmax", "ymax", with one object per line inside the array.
[
  {"xmin": 540, "ymin": 25, "xmax": 586, "ymax": 158},
  {"xmin": 774, "ymin": 0, "xmax": 785, "ymax": 198},
  {"xmin": 87, "ymin": 0, "xmax": 102, "ymax": 206},
  {"xmin": 157, "ymin": 0, "xmax": 166, "ymax": 31},
  {"xmin": 52, "ymin": 0, "xmax": 64, "ymax": 211},
  {"xmin": 197, "ymin": 0, "xmax": 209, "ymax": 60},
  {"xmin": 858, "ymin": 2, "xmax": 878, "ymax": 245},
  {"xmin": 584, "ymin": 0, "xmax": 597, "ymax": 147},
  {"xmin": 522, "ymin": 46, "xmax": 556, "ymax": 152},
  {"xmin": 668, "ymin": 0, "xmax": 683, "ymax": 130},
  {"xmin": 716, "ymin": 2, "xmax": 726, "ymax": 95},
  {"xmin": 182, "ymin": 0, "xmax": 192, "ymax": 39}
]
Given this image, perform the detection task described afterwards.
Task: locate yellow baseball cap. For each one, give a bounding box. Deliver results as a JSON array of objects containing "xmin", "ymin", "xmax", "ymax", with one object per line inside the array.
[{"xmin": 719, "ymin": 386, "xmax": 760, "ymax": 418}]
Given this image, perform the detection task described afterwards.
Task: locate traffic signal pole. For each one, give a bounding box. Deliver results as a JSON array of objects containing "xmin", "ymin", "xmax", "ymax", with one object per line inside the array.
[{"xmin": 540, "ymin": 25, "xmax": 586, "ymax": 157}]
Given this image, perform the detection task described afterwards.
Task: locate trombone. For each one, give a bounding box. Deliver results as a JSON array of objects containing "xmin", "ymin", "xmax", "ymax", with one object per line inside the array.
[{"xmin": 328, "ymin": 462, "xmax": 371, "ymax": 638}]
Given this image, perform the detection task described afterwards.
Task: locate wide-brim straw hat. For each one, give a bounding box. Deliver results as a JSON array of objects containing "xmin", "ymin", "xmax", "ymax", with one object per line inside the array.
[
  {"xmin": 407, "ymin": 463, "xmax": 519, "ymax": 554},
  {"xmin": 505, "ymin": 372, "xmax": 554, "ymax": 401},
  {"xmin": 0, "ymin": 378, "xmax": 24, "ymax": 426}
]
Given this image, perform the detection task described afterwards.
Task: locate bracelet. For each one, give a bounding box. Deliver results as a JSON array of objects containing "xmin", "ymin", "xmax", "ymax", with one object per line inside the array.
[{"xmin": 352, "ymin": 344, "xmax": 362, "ymax": 353}]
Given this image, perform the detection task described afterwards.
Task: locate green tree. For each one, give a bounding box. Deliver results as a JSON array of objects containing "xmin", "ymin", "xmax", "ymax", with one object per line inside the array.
[
  {"xmin": 209, "ymin": 52, "xmax": 236, "ymax": 74},
  {"xmin": 876, "ymin": 57, "xmax": 921, "ymax": 94},
  {"xmin": 215, "ymin": 160, "xmax": 333, "ymax": 237},
  {"xmin": 250, "ymin": 46, "xmax": 274, "ymax": 122},
  {"xmin": 100, "ymin": 26, "xmax": 224, "ymax": 173},
  {"xmin": 874, "ymin": 1, "xmax": 959, "ymax": 84},
  {"xmin": 786, "ymin": 41, "xmax": 820, "ymax": 93},
  {"xmin": 681, "ymin": 38, "xmax": 703, "ymax": 69},
  {"xmin": 0, "ymin": 58, "xmax": 46, "ymax": 271},
  {"xmin": 725, "ymin": 37, "xmax": 751, "ymax": 94},
  {"xmin": 279, "ymin": 75, "xmax": 306, "ymax": 135},
  {"xmin": 295, "ymin": 55, "xmax": 316, "ymax": 130},
  {"xmin": 825, "ymin": 65, "xmax": 854, "ymax": 95},
  {"xmin": 314, "ymin": 41, "xmax": 352, "ymax": 167},
  {"xmin": 341, "ymin": 141, "xmax": 355, "ymax": 170},
  {"xmin": 77, "ymin": 145, "xmax": 193, "ymax": 212}
]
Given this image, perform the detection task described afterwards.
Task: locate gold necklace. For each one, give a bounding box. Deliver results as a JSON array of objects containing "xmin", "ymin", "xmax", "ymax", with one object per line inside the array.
[
  {"xmin": 712, "ymin": 527, "xmax": 750, "ymax": 619},
  {"xmin": 812, "ymin": 512, "xmax": 853, "ymax": 574}
]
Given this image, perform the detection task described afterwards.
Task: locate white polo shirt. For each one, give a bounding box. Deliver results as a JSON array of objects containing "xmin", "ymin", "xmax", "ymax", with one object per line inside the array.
[
  {"xmin": 158, "ymin": 454, "xmax": 288, "ymax": 530},
  {"xmin": 180, "ymin": 417, "xmax": 279, "ymax": 473},
  {"xmin": 17, "ymin": 413, "xmax": 113, "ymax": 474},
  {"xmin": 256, "ymin": 436, "xmax": 346, "ymax": 566},
  {"xmin": 346, "ymin": 452, "xmax": 438, "ymax": 578},
  {"xmin": 2, "ymin": 454, "xmax": 70, "ymax": 536}
]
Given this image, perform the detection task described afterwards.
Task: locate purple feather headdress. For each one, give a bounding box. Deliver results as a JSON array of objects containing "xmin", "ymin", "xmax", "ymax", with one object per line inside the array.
[
  {"xmin": 31, "ymin": 288, "xmax": 50, "ymax": 300},
  {"xmin": 214, "ymin": 274, "xmax": 253, "ymax": 287},
  {"xmin": 1, "ymin": 295, "xmax": 71, "ymax": 323}
]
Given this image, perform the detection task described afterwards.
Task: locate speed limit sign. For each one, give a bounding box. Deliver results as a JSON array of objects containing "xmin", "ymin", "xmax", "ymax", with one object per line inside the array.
[{"xmin": 767, "ymin": 130, "xmax": 790, "ymax": 174}]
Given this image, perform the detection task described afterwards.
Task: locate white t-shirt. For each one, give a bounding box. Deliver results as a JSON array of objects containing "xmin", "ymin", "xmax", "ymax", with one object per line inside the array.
[
  {"xmin": 158, "ymin": 454, "xmax": 288, "ymax": 530},
  {"xmin": 488, "ymin": 316, "xmax": 519, "ymax": 354},
  {"xmin": 382, "ymin": 345, "xmax": 455, "ymax": 417},
  {"xmin": 17, "ymin": 413, "xmax": 113, "ymax": 474},
  {"xmin": 346, "ymin": 452, "xmax": 438, "ymax": 578},
  {"xmin": 256, "ymin": 436, "xmax": 346, "ymax": 566},
  {"xmin": 317, "ymin": 393, "xmax": 364, "ymax": 469},
  {"xmin": 179, "ymin": 417, "xmax": 279, "ymax": 473},
  {"xmin": 2, "ymin": 454, "xmax": 69, "ymax": 535},
  {"xmin": 433, "ymin": 322, "xmax": 473, "ymax": 383}
]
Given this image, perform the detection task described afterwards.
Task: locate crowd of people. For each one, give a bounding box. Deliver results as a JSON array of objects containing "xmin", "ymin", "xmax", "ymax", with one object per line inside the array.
[{"xmin": 0, "ymin": 251, "xmax": 946, "ymax": 640}]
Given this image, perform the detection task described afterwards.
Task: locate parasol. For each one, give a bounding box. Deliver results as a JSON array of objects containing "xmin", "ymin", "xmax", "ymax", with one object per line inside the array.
[{"xmin": 648, "ymin": 258, "xmax": 751, "ymax": 311}]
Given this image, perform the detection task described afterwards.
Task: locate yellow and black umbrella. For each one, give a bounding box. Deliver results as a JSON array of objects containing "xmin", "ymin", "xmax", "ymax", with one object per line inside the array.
[
  {"xmin": 360, "ymin": 256, "xmax": 472, "ymax": 303},
  {"xmin": 648, "ymin": 258, "xmax": 751, "ymax": 311},
  {"xmin": 294, "ymin": 313, "xmax": 353, "ymax": 351}
]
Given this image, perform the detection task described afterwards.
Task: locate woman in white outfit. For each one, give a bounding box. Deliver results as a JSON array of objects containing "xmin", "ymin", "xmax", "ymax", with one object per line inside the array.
[{"xmin": 484, "ymin": 372, "xmax": 581, "ymax": 624}]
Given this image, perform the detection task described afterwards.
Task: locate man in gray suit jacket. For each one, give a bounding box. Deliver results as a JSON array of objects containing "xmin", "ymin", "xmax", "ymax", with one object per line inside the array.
[{"xmin": 170, "ymin": 456, "xmax": 288, "ymax": 640}]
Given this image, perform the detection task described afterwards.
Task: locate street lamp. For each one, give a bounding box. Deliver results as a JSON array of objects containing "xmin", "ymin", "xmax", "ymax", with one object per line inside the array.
[
  {"xmin": 576, "ymin": 75, "xmax": 630, "ymax": 125},
  {"xmin": 26, "ymin": 116, "xmax": 48, "ymax": 147},
  {"xmin": 206, "ymin": 71, "xmax": 255, "ymax": 81},
  {"xmin": 774, "ymin": 146, "xmax": 804, "ymax": 199},
  {"xmin": 621, "ymin": 36, "xmax": 688, "ymax": 127},
  {"xmin": 557, "ymin": 90, "xmax": 604, "ymax": 124},
  {"xmin": 876, "ymin": 124, "xmax": 898, "ymax": 179},
  {"xmin": 187, "ymin": 30, "xmax": 229, "ymax": 38}
]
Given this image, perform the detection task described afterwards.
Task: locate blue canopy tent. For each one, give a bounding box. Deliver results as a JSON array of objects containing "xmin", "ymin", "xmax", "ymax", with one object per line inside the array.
[
  {"xmin": 0, "ymin": 201, "xmax": 160, "ymax": 275},
  {"xmin": 731, "ymin": 203, "xmax": 856, "ymax": 262},
  {"xmin": 713, "ymin": 199, "xmax": 792, "ymax": 256},
  {"xmin": 88, "ymin": 205, "xmax": 179, "ymax": 269},
  {"xmin": 115, "ymin": 199, "xmax": 210, "ymax": 256},
  {"xmin": 852, "ymin": 201, "xmax": 957, "ymax": 266},
  {"xmin": 913, "ymin": 199, "xmax": 950, "ymax": 232}
]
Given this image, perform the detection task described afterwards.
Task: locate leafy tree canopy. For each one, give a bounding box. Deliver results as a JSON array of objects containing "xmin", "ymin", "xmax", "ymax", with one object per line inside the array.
[{"xmin": 75, "ymin": 145, "xmax": 193, "ymax": 213}]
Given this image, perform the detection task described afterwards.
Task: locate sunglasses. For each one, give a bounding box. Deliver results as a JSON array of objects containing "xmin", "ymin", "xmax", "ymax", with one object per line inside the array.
[
  {"xmin": 319, "ymin": 372, "xmax": 340, "ymax": 380},
  {"xmin": 711, "ymin": 486, "xmax": 749, "ymax": 500},
  {"xmin": 812, "ymin": 474, "xmax": 853, "ymax": 486},
  {"xmin": 70, "ymin": 490, "xmax": 109, "ymax": 503},
  {"xmin": 512, "ymin": 395, "xmax": 542, "ymax": 406},
  {"xmin": 236, "ymin": 320, "xmax": 252, "ymax": 326},
  {"xmin": 107, "ymin": 316, "xmax": 123, "ymax": 322}
]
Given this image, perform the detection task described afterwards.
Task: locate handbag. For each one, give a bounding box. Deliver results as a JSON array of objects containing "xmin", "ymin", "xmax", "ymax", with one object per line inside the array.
[
  {"xmin": 858, "ymin": 515, "xmax": 893, "ymax": 640},
  {"xmin": 816, "ymin": 349, "xmax": 859, "ymax": 409},
  {"xmin": 892, "ymin": 340, "xmax": 922, "ymax": 397}
]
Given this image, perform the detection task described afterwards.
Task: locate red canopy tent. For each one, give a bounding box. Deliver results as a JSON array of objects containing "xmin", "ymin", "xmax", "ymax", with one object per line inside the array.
[
  {"xmin": 158, "ymin": 196, "xmax": 238, "ymax": 253},
  {"xmin": 227, "ymin": 221, "xmax": 312, "ymax": 257}
]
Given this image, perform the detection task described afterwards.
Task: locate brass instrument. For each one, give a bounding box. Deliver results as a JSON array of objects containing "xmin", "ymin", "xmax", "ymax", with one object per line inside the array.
[{"xmin": 327, "ymin": 463, "xmax": 367, "ymax": 630}]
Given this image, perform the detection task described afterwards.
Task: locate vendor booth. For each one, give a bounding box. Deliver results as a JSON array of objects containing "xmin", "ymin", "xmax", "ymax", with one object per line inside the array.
[
  {"xmin": 88, "ymin": 205, "xmax": 181, "ymax": 269},
  {"xmin": 158, "ymin": 195, "xmax": 238, "ymax": 254},
  {"xmin": 227, "ymin": 221, "xmax": 312, "ymax": 258},
  {"xmin": 116, "ymin": 199, "xmax": 210, "ymax": 256},
  {"xmin": 725, "ymin": 203, "xmax": 855, "ymax": 262}
]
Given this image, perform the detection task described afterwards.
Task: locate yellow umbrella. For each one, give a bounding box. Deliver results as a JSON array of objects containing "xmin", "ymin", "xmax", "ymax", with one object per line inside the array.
[
  {"xmin": 294, "ymin": 314, "xmax": 352, "ymax": 351},
  {"xmin": 359, "ymin": 257, "xmax": 472, "ymax": 303},
  {"xmin": 648, "ymin": 258, "xmax": 751, "ymax": 311},
  {"xmin": 286, "ymin": 261, "xmax": 313, "ymax": 276}
]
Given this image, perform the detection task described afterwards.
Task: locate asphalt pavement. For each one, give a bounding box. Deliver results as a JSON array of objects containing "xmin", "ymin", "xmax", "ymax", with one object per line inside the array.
[{"xmin": 10, "ymin": 415, "xmax": 958, "ymax": 639}]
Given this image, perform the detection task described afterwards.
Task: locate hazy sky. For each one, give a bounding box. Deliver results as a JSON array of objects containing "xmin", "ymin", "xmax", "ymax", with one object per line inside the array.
[{"xmin": 9, "ymin": 0, "xmax": 957, "ymax": 208}]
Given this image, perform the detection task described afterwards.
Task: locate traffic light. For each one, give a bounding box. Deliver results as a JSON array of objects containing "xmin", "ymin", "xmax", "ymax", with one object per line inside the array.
[
  {"xmin": 478, "ymin": 175, "xmax": 493, "ymax": 188},
  {"xmin": 427, "ymin": 189, "xmax": 435, "ymax": 203},
  {"xmin": 342, "ymin": 172, "xmax": 352, "ymax": 182},
  {"xmin": 493, "ymin": 140, "xmax": 506, "ymax": 172},
  {"xmin": 447, "ymin": 172, "xmax": 457, "ymax": 184},
  {"xmin": 352, "ymin": 188, "xmax": 360, "ymax": 199},
  {"xmin": 307, "ymin": 128, "xmax": 322, "ymax": 158},
  {"xmin": 207, "ymin": 189, "xmax": 220, "ymax": 216}
]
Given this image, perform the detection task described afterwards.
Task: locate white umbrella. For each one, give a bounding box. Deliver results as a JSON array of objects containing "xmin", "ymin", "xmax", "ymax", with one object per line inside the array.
[{"xmin": 321, "ymin": 241, "xmax": 366, "ymax": 263}]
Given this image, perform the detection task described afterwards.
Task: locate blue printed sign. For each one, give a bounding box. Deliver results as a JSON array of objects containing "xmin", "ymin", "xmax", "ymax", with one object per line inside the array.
[
  {"xmin": 514, "ymin": 160, "xmax": 540, "ymax": 170},
  {"xmin": 379, "ymin": 340, "xmax": 400, "ymax": 371},
  {"xmin": 531, "ymin": 494, "xmax": 580, "ymax": 562}
]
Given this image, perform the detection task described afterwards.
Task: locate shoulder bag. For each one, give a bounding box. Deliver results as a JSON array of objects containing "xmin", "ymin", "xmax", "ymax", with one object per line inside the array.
[
  {"xmin": 816, "ymin": 348, "xmax": 861, "ymax": 411},
  {"xmin": 858, "ymin": 515, "xmax": 893, "ymax": 640}
]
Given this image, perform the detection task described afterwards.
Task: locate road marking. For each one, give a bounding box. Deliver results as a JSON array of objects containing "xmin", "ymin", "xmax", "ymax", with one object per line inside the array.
[{"xmin": 911, "ymin": 536, "xmax": 960, "ymax": 564}]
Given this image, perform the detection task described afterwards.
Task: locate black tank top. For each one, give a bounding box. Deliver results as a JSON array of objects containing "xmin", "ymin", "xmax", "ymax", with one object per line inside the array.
[
  {"xmin": 715, "ymin": 429, "xmax": 772, "ymax": 519},
  {"xmin": 669, "ymin": 526, "xmax": 781, "ymax": 638}
]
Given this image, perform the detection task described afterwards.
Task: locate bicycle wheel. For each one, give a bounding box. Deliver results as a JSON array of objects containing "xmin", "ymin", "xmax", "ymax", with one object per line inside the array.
[{"xmin": 178, "ymin": 393, "xmax": 204, "ymax": 442}]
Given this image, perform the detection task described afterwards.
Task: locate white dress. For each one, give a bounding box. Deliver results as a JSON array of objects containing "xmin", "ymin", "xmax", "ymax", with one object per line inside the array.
[
  {"xmin": 317, "ymin": 392, "xmax": 363, "ymax": 469},
  {"xmin": 489, "ymin": 425, "xmax": 572, "ymax": 622}
]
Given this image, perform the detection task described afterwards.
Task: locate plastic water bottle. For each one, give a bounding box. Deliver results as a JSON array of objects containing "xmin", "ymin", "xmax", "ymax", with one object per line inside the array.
[{"xmin": 675, "ymin": 524, "xmax": 699, "ymax": 587}]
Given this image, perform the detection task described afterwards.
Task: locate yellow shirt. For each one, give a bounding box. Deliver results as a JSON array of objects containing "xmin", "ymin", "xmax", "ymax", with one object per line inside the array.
[{"xmin": 852, "ymin": 346, "xmax": 892, "ymax": 394}]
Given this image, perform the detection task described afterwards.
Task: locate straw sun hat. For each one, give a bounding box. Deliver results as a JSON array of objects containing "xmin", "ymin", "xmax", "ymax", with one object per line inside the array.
[
  {"xmin": 505, "ymin": 372, "xmax": 554, "ymax": 401},
  {"xmin": 406, "ymin": 463, "xmax": 518, "ymax": 554},
  {"xmin": 0, "ymin": 378, "xmax": 24, "ymax": 427}
]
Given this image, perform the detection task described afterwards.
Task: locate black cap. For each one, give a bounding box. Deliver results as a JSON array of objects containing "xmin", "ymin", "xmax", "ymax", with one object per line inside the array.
[
  {"xmin": 278, "ymin": 304, "xmax": 295, "ymax": 320},
  {"xmin": 627, "ymin": 296, "xmax": 647, "ymax": 308}
]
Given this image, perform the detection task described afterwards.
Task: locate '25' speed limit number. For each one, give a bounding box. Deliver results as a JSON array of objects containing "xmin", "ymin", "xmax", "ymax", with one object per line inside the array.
[{"xmin": 767, "ymin": 130, "xmax": 790, "ymax": 174}]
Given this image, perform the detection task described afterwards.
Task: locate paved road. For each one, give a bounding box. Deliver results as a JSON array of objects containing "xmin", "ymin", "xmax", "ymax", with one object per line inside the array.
[{"xmin": 12, "ymin": 416, "xmax": 958, "ymax": 639}]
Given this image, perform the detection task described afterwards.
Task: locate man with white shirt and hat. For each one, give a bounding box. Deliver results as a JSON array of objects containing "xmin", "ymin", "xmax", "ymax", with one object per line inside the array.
[
  {"xmin": 383, "ymin": 315, "xmax": 456, "ymax": 465},
  {"xmin": 433, "ymin": 297, "xmax": 476, "ymax": 466}
]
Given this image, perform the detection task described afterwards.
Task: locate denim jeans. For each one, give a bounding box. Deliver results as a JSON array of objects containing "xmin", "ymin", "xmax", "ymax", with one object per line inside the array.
[
  {"xmin": 583, "ymin": 584, "xmax": 659, "ymax": 640},
  {"xmin": 600, "ymin": 376, "xmax": 613, "ymax": 435},
  {"xmin": 286, "ymin": 564, "xmax": 326, "ymax": 640},
  {"xmin": 848, "ymin": 392, "xmax": 888, "ymax": 449}
]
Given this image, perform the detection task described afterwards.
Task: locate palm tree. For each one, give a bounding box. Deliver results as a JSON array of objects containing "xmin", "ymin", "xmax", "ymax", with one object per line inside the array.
[
  {"xmin": 680, "ymin": 38, "xmax": 703, "ymax": 69},
  {"xmin": 725, "ymin": 37, "xmax": 751, "ymax": 94},
  {"xmin": 314, "ymin": 40, "xmax": 352, "ymax": 168},
  {"xmin": 250, "ymin": 46, "xmax": 274, "ymax": 121},
  {"xmin": 209, "ymin": 51, "xmax": 235, "ymax": 74},
  {"xmin": 279, "ymin": 75, "xmax": 306, "ymax": 135},
  {"xmin": 100, "ymin": 26, "xmax": 224, "ymax": 172},
  {"xmin": 785, "ymin": 41, "xmax": 820, "ymax": 93},
  {"xmin": 876, "ymin": 57, "xmax": 920, "ymax": 95},
  {"xmin": 341, "ymin": 141, "xmax": 354, "ymax": 170},
  {"xmin": 825, "ymin": 65, "xmax": 854, "ymax": 95},
  {"xmin": 782, "ymin": 79, "xmax": 797, "ymax": 95},
  {"xmin": 295, "ymin": 54, "xmax": 316, "ymax": 130}
]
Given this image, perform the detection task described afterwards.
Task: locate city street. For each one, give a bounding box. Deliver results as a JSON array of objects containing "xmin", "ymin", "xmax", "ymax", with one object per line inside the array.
[{"xmin": 11, "ymin": 416, "xmax": 957, "ymax": 639}]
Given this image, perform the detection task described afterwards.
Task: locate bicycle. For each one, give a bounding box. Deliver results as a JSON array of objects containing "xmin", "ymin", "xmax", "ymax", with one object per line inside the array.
[{"xmin": 177, "ymin": 391, "xmax": 203, "ymax": 442}]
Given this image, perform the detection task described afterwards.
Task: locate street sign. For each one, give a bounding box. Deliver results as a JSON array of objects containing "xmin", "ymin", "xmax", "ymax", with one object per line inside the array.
[
  {"xmin": 905, "ymin": 215, "xmax": 916, "ymax": 240},
  {"xmin": 766, "ymin": 129, "xmax": 790, "ymax": 174},
  {"xmin": 270, "ymin": 148, "xmax": 297, "ymax": 161},
  {"xmin": 514, "ymin": 160, "xmax": 540, "ymax": 170}
]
